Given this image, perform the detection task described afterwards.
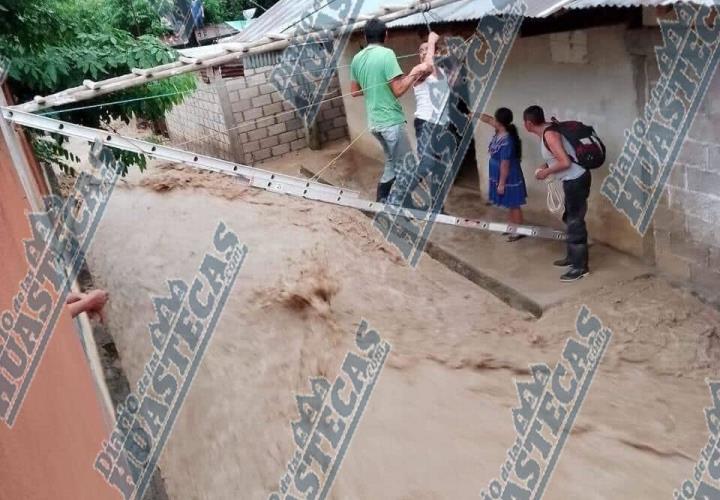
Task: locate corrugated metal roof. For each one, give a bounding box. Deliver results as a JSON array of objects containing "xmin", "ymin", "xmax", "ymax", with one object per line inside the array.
[
  {"xmin": 229, "ymin": 0, "xmax": 316, "ymax": 42},
  {"xmin": 565, "ymin": 0, "xmax": 716, "ymax": 7},
  {"xmin": 386, "ymin": 0, "xmax": 570, "ymax": 27},
  {"xmin": 228, "ymin": 0, "xmax": 710, "ymax": 43}
]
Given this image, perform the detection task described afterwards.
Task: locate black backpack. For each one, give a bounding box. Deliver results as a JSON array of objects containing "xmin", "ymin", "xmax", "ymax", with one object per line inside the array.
[{"xmin": 542, "ymin": 118, "xmax": 606, "ymax": 170}]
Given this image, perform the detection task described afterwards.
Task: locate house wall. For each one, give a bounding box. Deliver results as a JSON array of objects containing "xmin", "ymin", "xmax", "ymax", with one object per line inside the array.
[
  {"xmin": 165, "ymin": 74, "xmax": 236, "ymax": 161},
  {"xmin": 338, "ymin": 25, "xmax": 649, "ymax": 257},
  {"xmin": 646, "ymin": 46, "xmax": 720, "ymax": 304},
  {"xmin": 166, "ymin": 63, "xmax": 350, "ymax": 165},
  {"xmin": 0, "ymin": 122, "xmax": 118, "ymax": 500}
]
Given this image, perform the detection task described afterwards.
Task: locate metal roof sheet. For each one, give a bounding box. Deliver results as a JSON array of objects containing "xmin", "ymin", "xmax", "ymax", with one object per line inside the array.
[
  {"xmin": 228, "ymin": 0, "xmax": 712, "ymax": 43},
  {"xmin": 564, "ymin": 0, "xmax": 716, "ymax": 9}
]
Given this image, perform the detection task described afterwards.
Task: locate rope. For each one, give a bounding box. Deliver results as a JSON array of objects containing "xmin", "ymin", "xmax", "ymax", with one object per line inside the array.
[
  {"xmin": 38, "ymin": 89, "xmax": 194, "ymax": 116},
  {"xmin": 310, "ymin": 126, "xmax": 369, "ymax": 182},
  {"xmin": 545, "ymin": 177, "xmax": 564, "ymax": 217}
]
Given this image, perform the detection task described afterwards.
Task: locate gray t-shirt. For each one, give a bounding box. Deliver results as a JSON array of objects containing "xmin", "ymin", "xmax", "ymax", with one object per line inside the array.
[{"xmin": 541, "ymin": 126, "xmax": 586, "ymax": 181}]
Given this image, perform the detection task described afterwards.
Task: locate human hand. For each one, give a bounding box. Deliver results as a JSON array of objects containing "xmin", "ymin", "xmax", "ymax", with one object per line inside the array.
[
  {"xmin": 410, "ymin": 62, "xmax": 433, "ymax": 77},
  {"xmin": 428, "ymin": 32, "xmax": 440, "ymax": 44},
  {"xmin": 497, "ymin": 183, "xmax": 505, "ymax": 195},
  {"xmin": 84, "ymin": 289, "xmax": 109, "ymax": 323},
  {"xmin": 535, "ymin": 167, "xmax": 550, "ymax": 180}
]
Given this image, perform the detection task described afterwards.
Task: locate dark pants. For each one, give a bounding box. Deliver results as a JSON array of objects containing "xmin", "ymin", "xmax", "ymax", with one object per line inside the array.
[
  {"xmin": 562, "ymin": 170, "xmax": 591, "ymax": 271},
  {"xmin": 413, "ymin": 118, "xmax": 450, "ymax": 211}
]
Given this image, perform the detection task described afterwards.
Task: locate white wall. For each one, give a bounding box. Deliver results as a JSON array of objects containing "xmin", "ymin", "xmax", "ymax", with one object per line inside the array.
[{"xmin": 339, "ymin": 25, "xmax": 649, "ymax": 257}]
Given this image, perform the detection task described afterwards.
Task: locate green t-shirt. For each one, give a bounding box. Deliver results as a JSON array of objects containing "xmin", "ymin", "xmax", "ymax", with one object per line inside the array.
[{"xmin": 350, "ymin": 45, "xmax": 406, "ymax": 129}]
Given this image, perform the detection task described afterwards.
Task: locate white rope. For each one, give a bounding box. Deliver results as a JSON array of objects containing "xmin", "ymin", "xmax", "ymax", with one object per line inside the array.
[
  {"xmin": 310, "ymin": 126, "xmax": 369, "ymax": 182},
  {"xmin": 545, "ymin": 177, "xmax": 564, "ymax": 217}
]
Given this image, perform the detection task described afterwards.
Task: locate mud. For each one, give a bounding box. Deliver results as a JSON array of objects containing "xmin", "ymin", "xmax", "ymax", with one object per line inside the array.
[{"xmin": 85, "ymin": 164, "xmax": 720, "ymax": 499}]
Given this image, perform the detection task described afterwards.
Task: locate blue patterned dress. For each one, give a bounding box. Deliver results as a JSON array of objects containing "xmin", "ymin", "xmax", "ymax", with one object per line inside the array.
[{"xmin": 488, "ymin": 133, "xmax": 527, "ymax": 209}]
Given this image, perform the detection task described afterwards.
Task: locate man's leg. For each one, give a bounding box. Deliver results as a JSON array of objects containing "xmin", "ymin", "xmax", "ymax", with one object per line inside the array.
[
  {"xmin": 386, "ymin": 124, "xmax": 420, "ymax": 207},
  {"xmin": 372, "ymin": 129, "xmax": 396, "ymax": 203},
  {"xmin": 562, "ymin": 171, "xmax": 591, "ymax": 281}
]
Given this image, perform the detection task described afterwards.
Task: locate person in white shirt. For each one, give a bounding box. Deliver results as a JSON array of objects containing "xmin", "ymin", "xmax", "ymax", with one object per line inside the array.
[{"xmin": 411, "ymin": 31, "xmax": 453, "ymax": 212}]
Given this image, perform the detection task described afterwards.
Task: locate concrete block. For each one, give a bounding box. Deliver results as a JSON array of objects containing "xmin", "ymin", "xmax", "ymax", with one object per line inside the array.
[
  {"xmin": 667, "ymin": 163, "xmax": 687, "ymax": 189},
  {"xmin": 286, "ymin": 118, "xmax": 303, "ymax": 131},
  {"xmin": 252, "ymin": 94, "xmax": 272, "ymax": 108},
  {"xmin": 291, "ymin": 138, "xmax": 306, "ymax": 151},
  {"xmin": 687, "ymin": 166, "xmax": 720, "ymax": 197},
  {"xmin": 238, "ymin": 132, "xmax": 249, "ymax": 144},
  {"xmin": 246, "ymin": 74, "xmax": 266, "ymax": 86},
  {"xmin": 268, "ymin": 122, "xmax": 286, "ymax": 136},
  {"xmin": 244, "ymin": 108, "xmax": 263, "ymax": 121},
  {"xmin": 318, "ymin": 120, "xmax": 333, "ymax": 132},
  {"xmin": 326, "ymin": 127, "xmax": 347, "ymax": 141},
  {"xmin": 249, "ymin": 128, "xmax": 268, "ymax": 141},
  {"xmin": 332, "ymin": 116, "xmax": 347, "ymax": 128},
  {"xmin": 234, "ymin": 121, "xmax": 257, "ymax": 134},
  {"xmin": 231, "ymin": 100, "xmax": 252, "ymax": 113},
  {"xmin": 279, "ymin": 131, "xmax": 297, "ymax": 144},
  {"xmin": 272, "ymin": 143, "xmax": 291, "ymax": 156},
  {"xmin": 686, "ymin": 214, "xmax": 720, "ymax": 247},
  {"xmin": 259, "ymin": 83, "xmax": 276, "ymax": 95},
  {"xmin": 243, "ymin": 140, "xmax": 261, "ymax": 153},
  {"xmin": 282, "ymin": 101, "xmax": 296, "ymax": 112},
  {"xmin": 323, "ymin": 107, "xmax": 342, "ymax": 120},
  {"xmin": 272, "ymin": 92, "xmax": 286, "ymax": 103},
  {"xmin": 669, "ymin": 187, "xmax": 720, "ymax": 223},
  {"xmin": 238, "ymin": 87, "xmax": 260, "ymax": 100},
  {"xmin": 263, "ymin": 102, "xmax": 283, "ymax": 116},
  {"xmin": 689, "ymin": 111, "xmax": 720, "ymax": 144},
  {"xmin": 260, "ymin": 136, "xmax": 279, "ymax": 149},
  {"xmin": 253, "ymin": 148, "xmax": 272, "ymax": 161},
  {"xmin": 677, "ymin": 139, "xmax": 708, "ymax": 167}
]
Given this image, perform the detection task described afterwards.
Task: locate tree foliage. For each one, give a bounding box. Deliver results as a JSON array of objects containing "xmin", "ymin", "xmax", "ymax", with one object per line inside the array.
[
  {"xmin": 203, "ymin": 0, "xmax": 277, "ymax": 24},
  {"xmin": 0, "ymin": 0, "xmax": 196, "ymax": 174}
]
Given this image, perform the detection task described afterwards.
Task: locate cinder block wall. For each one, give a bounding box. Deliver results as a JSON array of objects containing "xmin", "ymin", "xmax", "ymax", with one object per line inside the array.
[
  {"xmin": 165, "ymin": 75, "xmax": 235, "ymax": 161},
  {"xmin": 653, "ymin": 69, "xmax": 720, "ymax": 303},
  {"xmin": 165, "ymin": 60, "xmax": 350, "ymax": 166},
  {"xmin": 226, "ymin": 63, "xmax": 349, "ymax": 165}
]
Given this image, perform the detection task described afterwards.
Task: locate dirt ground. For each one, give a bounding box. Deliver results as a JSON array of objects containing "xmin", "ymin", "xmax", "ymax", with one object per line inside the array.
[{"xmin": 77, "ymin": 149, "xmax": 720, "ymax": 500}]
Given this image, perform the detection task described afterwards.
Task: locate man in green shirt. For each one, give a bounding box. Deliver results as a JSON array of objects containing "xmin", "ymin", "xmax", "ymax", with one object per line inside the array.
[{"xmin": 350, "ymin": 17, "xmax": 431, "ymax": 204}]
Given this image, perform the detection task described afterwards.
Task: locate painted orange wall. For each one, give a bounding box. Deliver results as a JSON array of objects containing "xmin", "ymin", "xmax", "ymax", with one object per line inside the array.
[{"xmin": 0, "ymin": 129, "xmax": 119, "ymax": 499}]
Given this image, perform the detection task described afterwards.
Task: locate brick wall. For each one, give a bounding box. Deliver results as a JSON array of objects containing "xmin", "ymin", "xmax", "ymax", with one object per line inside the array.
[
  {"xmin": 165, "ymin": 60, "xmax": 350, "ymax": 167},
  {"xmin": 653, "ymin": 69, "xmax": 720, "ymax": 304},
  {"xmin": 225, "ymin": 63, "xmax": 349, "ymax": 165},
  {"xmin": 165, "ymin": 73, "xmax": 234, "ymax": 161}
]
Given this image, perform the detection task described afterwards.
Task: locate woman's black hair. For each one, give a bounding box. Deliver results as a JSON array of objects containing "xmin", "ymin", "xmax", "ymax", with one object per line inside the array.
[{"xmin": 494, "ymin": 107, "xmax": 522, "ymax": 160}]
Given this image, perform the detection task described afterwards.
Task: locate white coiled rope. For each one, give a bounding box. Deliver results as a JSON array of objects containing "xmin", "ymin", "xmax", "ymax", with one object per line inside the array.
[{"xmin": 545, "ymin": 177, "xmax": 565, "ymax": 217}]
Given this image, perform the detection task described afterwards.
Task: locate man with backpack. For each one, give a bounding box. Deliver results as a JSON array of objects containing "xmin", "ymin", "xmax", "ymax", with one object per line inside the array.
[{"xmin": 523, "ymin": 105, "xmax": 602, "ymax": 282}]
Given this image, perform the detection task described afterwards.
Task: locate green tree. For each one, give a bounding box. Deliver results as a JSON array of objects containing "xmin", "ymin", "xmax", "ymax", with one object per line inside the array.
[
  {"xmin": 0, "ymin": 0, "xmax": 196, "ymax": 174},
  {"xmin": 203, "ymin": 0, "xmax": 278, "ymax": 24}
]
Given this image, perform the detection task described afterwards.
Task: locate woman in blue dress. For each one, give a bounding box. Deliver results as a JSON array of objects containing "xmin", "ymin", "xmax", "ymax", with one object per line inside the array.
[{"xmin": 480, "ymin": 107, "xmax": 528, "ymax": 242}]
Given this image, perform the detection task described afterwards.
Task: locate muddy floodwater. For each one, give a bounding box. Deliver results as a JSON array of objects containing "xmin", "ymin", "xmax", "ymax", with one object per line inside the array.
[{"xmin": 85, "ymin": 164, "xmax": 720, "ymax": 500}]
